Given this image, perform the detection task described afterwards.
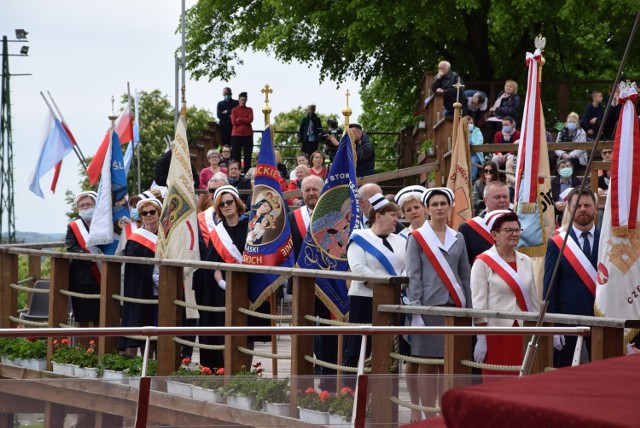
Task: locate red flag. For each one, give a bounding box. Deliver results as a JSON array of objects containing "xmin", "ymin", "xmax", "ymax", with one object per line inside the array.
[{"xmin": 86, "ymin": 104, "xmax": 133, "ymax": 185}]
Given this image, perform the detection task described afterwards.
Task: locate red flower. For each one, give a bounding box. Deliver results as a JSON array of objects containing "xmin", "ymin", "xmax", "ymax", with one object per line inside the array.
[
  {"xmin": 319, "ymin": 390, "xmax": 331, "ymax": 402},
  {"xmin": 28, "ymin": 337, "xmax": 37, "ymax": 342},
  {"xmin": 89, "ymin": 340, "xmax": 95, "ymax": 345},
  {"xmin": 253, "ymin": 362, "xmax": 262, "ymax": 368},
  {"xmin": 201, "ymin": 366, "xmax": 212, "ymax": 375},
  {"xmin": 61, "ymin": 338, "xmax": 70, "ymax": 345},
  {"xmin": 53, "ymin": 339, "xmax": 58, "ymax": 345},
  {"xmin": 305, "ymin": 387, "xmax": 316, "ymax": 395},
  {"xmin": 340, "ymin": 386, "xmax": 354, "ymax": 396},
  {"xmin": 86, "ymin": 347, "xmax": 94, "ymax": 353},
  {"xmin": 256, "ymin": 368, "xmax": 263, "ymax": 374},
  {"xmin": 181, "ymin": 357, "xmax": 191, "ymax": 365},
  {"xmin": 216, "ymin": 368, "xmax": 225, "ymax": 375}
]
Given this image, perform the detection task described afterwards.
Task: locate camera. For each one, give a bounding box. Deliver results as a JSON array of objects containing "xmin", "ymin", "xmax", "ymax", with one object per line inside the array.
[{"xmin": 318, "ymin": 119, "xmax": 341, "ymax": 160}]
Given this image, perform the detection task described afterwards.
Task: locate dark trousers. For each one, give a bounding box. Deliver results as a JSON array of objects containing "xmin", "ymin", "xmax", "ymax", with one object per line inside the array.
[
  {"xmin": 301, "ymin": 140, "xmax": 318, "ymax": 157},
  {"xmin": 315, "ymin": 297, "xmax": 338, "ymax": 390},
  {"xmin": 231, "ymin": 135, "xmax": 254, "ymax": 173},
  {"xmin": 343, "ymin": 295, "xmax": 372, "ymax": 388},
  {"xmin": 554, "ymin": 335, "xmax": 591, "ymax": 368},
  {"xmin": 220, "ymin": 124, "xmax": 232, "ymax": 147}
]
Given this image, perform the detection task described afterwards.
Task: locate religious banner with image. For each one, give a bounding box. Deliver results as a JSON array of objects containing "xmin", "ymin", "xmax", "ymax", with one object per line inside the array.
[
  {"xmin": 595, "ymin": 81, "xmax": 640, "ymax": 346},
  {"xmin": 297, "ymin": 131, "xmax": 359, "ymax": 321},
  {"xmin": 243, "ymin": 127, "xmax": 295, "ymax": 308}
]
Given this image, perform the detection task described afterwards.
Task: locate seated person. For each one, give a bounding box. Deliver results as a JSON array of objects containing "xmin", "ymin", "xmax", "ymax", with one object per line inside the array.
[
  {"xmin": 290, "ymin": 152, "xmax": 309, "ymax": 180},
  {"xmin": 581, "ymin": 90, "xmax": 604, "ymax": 141},
  {"xmin": 465, "ymin": 115, "xmax": 484, "ymax": 182},
  {"xmin": 465, "ymin": 90, "xmax": 488, "ymax": 128},
  {"xmin": 551, "ymin": 158, "xmax": 582, "ymax": 227},
  {"xmin": 491, "ymin": 117, "xmax": 520, "ymax": 169},
  {"xmin": 486, "ymin": 80, "xmax": 520, "ymax": 140},
  {"xmin": 555, "ymin": 112, "xmax": 587, "ymax": 169},
  {"xmin": 287, "ymin": 165, "xmax": 310, "ymax": 206}
]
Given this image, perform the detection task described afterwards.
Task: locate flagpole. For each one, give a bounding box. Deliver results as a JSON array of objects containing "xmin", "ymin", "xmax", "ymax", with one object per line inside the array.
[
  {"xmin": 135, "ymin": 90, "xmax": 141, "ymax": 195},
  {"xmin": 521, "ymin": 13, "xmax": 640, "ymax": 376},
  {"xmin": 40, "ymin": 91, "xmax": 87, "ymax": 171},
  {"xmin": 127, "ymin": 82, "xmax": 140, "ymax": 194}
]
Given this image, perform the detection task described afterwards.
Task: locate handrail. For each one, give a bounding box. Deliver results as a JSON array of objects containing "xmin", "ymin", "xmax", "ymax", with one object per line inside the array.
[
  {"xmin": 0, "ymin": 325, "xmax": 591, "ymax": 338},
  {"xmin": 378, "ymin": 305, "xmax": 640, "ymax": 329},
  {"xmin": 0, "ymin": 246, "xmax": 407, "ymax": 285},
  {"xmin": 469, "ymin": 141, "xmax": 614, "ymax": 153}
]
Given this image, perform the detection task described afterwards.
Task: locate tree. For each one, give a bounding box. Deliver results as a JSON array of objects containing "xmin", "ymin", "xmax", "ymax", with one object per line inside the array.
[
  {"xmin": 184, "ymin": 0, "xmax": 640, "ymax": 132},
  {"xmin": 65, "ymin": 90, "xmax": 214, "ymax": 220}
]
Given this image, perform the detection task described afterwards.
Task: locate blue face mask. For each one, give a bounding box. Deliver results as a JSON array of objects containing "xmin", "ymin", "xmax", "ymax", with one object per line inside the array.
[
  {"xmin": 130, "ymin": 208, "xmax": 140, "ymax": 221},
  {"xmin": 502, "ymin": 125, "xmax": 512, "ymax": 134},
  {"xmin": 468, "ymin": 124, "xmax": 475, "ymax": 132},
  {"xmin": 559, "ymin": 167, "xmax": 573, "ymax": 178},
  {"xmin": 566, "ymin": 122, "xmax": 577, "ymax": 131},
  {"xmin": 224, "ymin": 95, "xmax": 231, "ymax": 101}
]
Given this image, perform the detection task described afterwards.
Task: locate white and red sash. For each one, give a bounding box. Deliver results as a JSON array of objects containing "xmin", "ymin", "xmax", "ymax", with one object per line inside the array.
[
  {"xmin": 123, "ymin": 222, "xmax": 137, "ymax": 240},
  {"xmin": 128, "ymin": 227, "xmax": 157, "ymax": 253},
  {"xmin": 476, "ymin": 250, "xmax": 531, "ymax": 312},
  {"xmin": 197, "ymin": 207, "xmax": 216, "ymax": 247},
  {"xmin": 465, "ymin": 216, "xmax": 494, "ymax": 245},
  {"xmin": 551, "ymin": 232, "xmax": 597, "ymax": 296},
  {"xmin": 209, "ymin": 221, "xmax": 242, "ymax": 264},
  {"xmin": 410, "ymin": 225, "xmax": 466, "ymax": 308},
  {"xmin": 69, "ymin": 219, "xmax": 102, "ymax": 283},
  {"xmin": 293, "ymin": 206, "xmax": 311, "ymax": 238}
]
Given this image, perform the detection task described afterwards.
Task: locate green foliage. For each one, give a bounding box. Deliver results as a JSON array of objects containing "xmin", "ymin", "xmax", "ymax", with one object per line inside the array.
[
  {"xmin": 122, "ymin": 356, "xmax": 157, "ymax": 377},
  {"xmin": 51, "ymin": 339, "xmax": 98, "ymax": 367},
  {"xmin": 17, "ymin": 256, "xmax": 52, "ymax": 310},
  {"xmin": 329, "ymin": 386, "xmax": 355, "ymax": 419},
  {"xmin": 254, "ymin": 377, "xmax": 290, "ymax": 408},
  {"xmin": 65, "ymin": 90, "xmax": 214, "ymax": 220},
  {"xmin": 14, "ymin": 338, "xmax": 47, "ymax": 359},
  {"xmin": 298, "ymin": 387, "xmax": 333, "ymax": 412},
  {"xmin": 99, "ymin": 352, "xmax": 133, "ymax": 372},
  {"xmin": 222, "ymin": 362, "xmax": 265, "ymax": 399}
]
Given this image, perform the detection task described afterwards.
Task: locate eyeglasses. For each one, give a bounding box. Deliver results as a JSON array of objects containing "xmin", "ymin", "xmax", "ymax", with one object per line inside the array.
[
  {"xmin": 140, "ymin": 209, "xmax": 157, "ymax": 217},
  {"xmin": 219, "ymin": 199, "xmax": 235, "ymax": 207},
  {"xmin": 500, "ymin": 228, "xmax": 523, "ymax": 236},
  {"xmin": 77, "ymin": 203, "xmax": 95, "ymax": 210},
  {"xmin": 602, "ymin": 150, "xmax": 612, "ymax": 155},
  {"xmin": 483, "ymin": 169, "xmax": 494, "ymax": 174}
]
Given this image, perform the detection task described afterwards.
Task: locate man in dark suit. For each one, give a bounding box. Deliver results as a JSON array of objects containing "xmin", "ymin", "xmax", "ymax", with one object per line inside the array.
[
  {"xmin": 298, "ymin": 104, "xmax": 323, "ymax": 156},
  {"xmin": 216, "ymin": 87, "xmax": 239, "ymax": 148},
  {"xmin": 458, "ymin": 181, "xmax": 511, "ymax": 265},
  {"xmin": 544, "ymin": 188, "xmax": 600, "ymax": 367}
]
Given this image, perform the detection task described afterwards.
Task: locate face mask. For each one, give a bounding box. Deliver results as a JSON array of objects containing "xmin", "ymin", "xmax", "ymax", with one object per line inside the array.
[
  {"xmin": 566, "ymin": 122, "xmax": 577, "ymax": 131},
  {"xmin": 468, "ymin": 124, "xmax": 475, "ymax": 132},
  {"xmin": 559, "ymin": 167, "xmax": 573, "ymax": 178},
  {"xmin": 79, "ymin": 207, "xmax": 95, "ymax": 222},
  {"xmin": 224, "ymin": 95, "xmax": 231, "ymax": 101},
  {"xmin": 130, "ymin": 208, "xmax": 140, "ymax": 222},
  {"xmin": 502, "ymin": 126, "xmax": 511, "ymax": 134}
]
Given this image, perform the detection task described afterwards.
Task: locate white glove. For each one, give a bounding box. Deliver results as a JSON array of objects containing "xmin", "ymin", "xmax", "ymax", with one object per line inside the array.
[
  {"xmin": 474, "ymin": 335, "xmax": 487, "ymax": 363},
  {"xmin": 217, "ymin": 279, "xmax": 226, "ymax": 290},
  {"xmin": 553, "ymin": 335, "xmax": 565, "ymax": 351}
]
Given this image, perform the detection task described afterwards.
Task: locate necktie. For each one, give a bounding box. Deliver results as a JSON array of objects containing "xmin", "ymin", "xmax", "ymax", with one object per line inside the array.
[
  {"xmin": 581, "ymin": 231, "xmax": 591, "ymax": 260},
  {"xmin": 378, "ymin": 234, "xmax": 394, "ymax": 253}
]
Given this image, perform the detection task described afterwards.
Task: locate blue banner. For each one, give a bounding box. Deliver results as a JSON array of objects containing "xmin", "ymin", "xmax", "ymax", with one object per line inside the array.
[
  {"xmin": 297, "ymin": 131, "xmax": 359, "ymax": 320},
  {"xmin": 243, "ymin": 127, "xmax": 295, "ymax": 307}
]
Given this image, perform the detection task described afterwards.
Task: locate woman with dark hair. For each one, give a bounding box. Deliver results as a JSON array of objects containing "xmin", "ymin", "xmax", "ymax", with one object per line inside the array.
[
  {"xmin": 309, "ymin": 150, "xmax": 328, "ymax": 180},
  {"xmin": 473, "ymin": 161, "xmax": 499, "ymax": 215},
  {"xmin": 345, "ymin": 193, "xmax": 406, "ymax": 376},
  {"xmin": 406, "ymin": 187, "xmax": 472, "ymax": 417},
  {"xmin": 470, "ymin": 210, "xmax": 541, "ymax": 375}
]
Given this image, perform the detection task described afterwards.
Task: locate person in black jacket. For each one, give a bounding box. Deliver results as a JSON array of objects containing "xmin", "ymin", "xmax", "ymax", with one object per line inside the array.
[
  {"xmin": 154, "ymin": 150, "xmax": 199, "ymax": 187},
  {"xmin": 298, "ymin": 104, "xmax": 323, "ymax": 156},
  {"xmin": 431, "ymin": 61, "xmax": 468, "ymax": 117},
  {"xmin": 216, "ymin": 87, "xmax": 239, "ymax": 147}
]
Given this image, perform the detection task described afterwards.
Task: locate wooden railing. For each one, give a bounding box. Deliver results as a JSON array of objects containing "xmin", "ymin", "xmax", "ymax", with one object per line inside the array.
[{"xmin": 0, "ymin": 242, "xmax": 636, "ymax": 426}]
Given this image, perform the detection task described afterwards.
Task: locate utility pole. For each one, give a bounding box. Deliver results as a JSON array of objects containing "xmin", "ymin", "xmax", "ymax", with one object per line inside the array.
[{"xmin": 0, "ymin": 30, "xmax": 30, "ymax": 243}]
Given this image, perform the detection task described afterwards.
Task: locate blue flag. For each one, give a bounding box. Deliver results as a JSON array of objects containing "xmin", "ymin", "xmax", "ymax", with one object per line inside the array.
[
  {"xmin": 243, "ymin": 127, "xmax": 295, "ymax": 308},
  {"xmin": 297, "ymin": 131, "xmax": 359, "ymax": 321}
]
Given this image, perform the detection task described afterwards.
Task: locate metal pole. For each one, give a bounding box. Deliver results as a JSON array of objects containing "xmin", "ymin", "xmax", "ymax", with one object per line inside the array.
[
  {"xmin": 181, "ymin": 0, "xmax": 186, "ymax": 106},
  {"xmin": 0, "ymin": 36, "xmax": 15, "ymax": 243},
  {"xmin": 174, "ymin": 56, "xmax": 179, "ymax": 133}
]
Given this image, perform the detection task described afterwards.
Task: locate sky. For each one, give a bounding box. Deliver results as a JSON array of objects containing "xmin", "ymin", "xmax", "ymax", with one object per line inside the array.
[{"xmin": 2, "ymin": 1, "xmax": 362, "ymax": 234}]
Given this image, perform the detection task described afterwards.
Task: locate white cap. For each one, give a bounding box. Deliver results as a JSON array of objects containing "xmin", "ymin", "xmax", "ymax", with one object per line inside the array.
[
  {"xmin": 213, "ymin": 185, "xmax": 240, "ymax": 202},
  {"xmin": 74, "ymin": 191, "xmax": 97, "ymax": 207},
  {"xmin": 484, "ymin": 209, "xmax": 514, "ymax": 231},
  {"xmin": 136, "ymin": 197, "xmax": 162, "ymax": 212},
  {"xmin": 423, "ymin": 187, "xmax": 454, "ymax": 206},
  {"xmin": 395, "ymin": 185, "xmax": 427, "ymax": 207},
  {"xmin": 368, "ymin": 193, "xmax": 389, "ymax": 211}
]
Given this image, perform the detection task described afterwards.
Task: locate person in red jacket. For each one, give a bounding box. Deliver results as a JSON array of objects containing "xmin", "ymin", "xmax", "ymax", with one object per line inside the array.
[{"xmin": 230, "ymin": 92, "xmax": 254, "ymax": 173}]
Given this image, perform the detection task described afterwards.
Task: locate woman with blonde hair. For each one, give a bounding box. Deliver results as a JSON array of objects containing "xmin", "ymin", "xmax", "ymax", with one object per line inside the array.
[{"xmin": 486, "ymin": 80, "xmax": 520, "ymax": 139}]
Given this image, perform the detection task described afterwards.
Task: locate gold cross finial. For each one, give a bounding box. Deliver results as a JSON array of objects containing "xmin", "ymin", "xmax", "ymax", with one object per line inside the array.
[
  {"xmin": 345, "ymin": 89, "xmax": 351, "ymax": 106},
  {"xmin": 453, "ymin": 79, "xmax": 465, "ymax": 104},
  {"xmin": 261, "ymin": 84, "xmax": 273, "ymax": 104},
  {"xmin": 343, "ymin": 89, "xmax": 352, "ymax": 128},
  {"xmin": 111, "ymin": 95, "xmax": 115, "ymax": 115}
]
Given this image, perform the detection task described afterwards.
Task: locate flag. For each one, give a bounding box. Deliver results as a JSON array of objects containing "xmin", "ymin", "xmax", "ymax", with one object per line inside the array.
[
  {"xmin": 28, "ymin": 110, "xmax": 75, "ymax": 198},
  {"xmin": 156, "ymin": 115, "xmax": 200, "ymax": 318},
  {"xmin": 595, "ymin": 81, "xmax": 640, "ymax": 346},
  {"xmin": 124, "ymin": 90, "xmax": 141, "ymax": 176},
  {"xmin": 447, "ymin": 116, "xmax": 473, "ymax": 229},
  {"xmin": 514, "ymin": 48, "xmax": 555, "ymax": 258},
  {"xmin": 243, "ymin": 127, "xmax": 295, "ymax": 309},
  {"xmin": 87, "ymin": 102, "xmax": 134, "ymax": 185},
  {"xmin": 297, "ymin": 131, "xmax": 359, "ymax": 321},
  {"xmin": 86, "ymin": 130, "xmax": 129, "ymax": 254}
]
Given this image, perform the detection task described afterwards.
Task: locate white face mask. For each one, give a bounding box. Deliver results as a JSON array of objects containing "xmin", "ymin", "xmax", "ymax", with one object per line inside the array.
[{"xmin": 79, "ymin": 207, "xmax": 95, "ymax": 222}]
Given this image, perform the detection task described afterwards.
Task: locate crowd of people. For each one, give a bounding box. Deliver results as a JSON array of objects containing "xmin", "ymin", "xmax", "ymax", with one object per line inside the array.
[{"xmin": 63, "ymin": 80, "xmax": 610, "ymax": 421}]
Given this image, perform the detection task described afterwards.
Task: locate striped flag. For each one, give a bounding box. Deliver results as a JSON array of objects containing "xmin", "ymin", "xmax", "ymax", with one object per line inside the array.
[
  {"xmin": 447, "ymin": 116, "xmax": 473, "ymax": 229},
  {"xmin": 595, "ymin": 81, "xmax": 640, "ymax": 346}
]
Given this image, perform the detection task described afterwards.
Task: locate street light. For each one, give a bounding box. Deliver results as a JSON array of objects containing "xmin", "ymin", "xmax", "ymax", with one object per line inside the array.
[{"xmin": 1, "ymin": 29, "xmax": 30, "ymax": 243}]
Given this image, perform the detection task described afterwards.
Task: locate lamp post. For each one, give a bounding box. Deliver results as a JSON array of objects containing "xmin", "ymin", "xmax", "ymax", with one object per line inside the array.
[{"xmin": 1, "ymin": 29, "xmax": 30, "ymax": 244}]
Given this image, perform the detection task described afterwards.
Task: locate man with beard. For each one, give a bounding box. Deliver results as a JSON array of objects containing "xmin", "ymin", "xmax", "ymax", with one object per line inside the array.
[
  {"xmin": 543, "ymin": 188, "xmax": 600, "ymax": 367},
  {"xmin": 458, "ymin": 180, "xmax": 511, "ymax": 265}
]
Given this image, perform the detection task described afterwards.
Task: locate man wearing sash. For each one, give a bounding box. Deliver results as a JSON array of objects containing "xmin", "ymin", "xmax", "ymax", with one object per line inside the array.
[
  {"xmin": 65, "ymin": 191, "xmax": 101, "ymax": 331},
  {"xmin": 544, "ymin": 188, "xmax": 599, "ymax": 367},
  {"xmin": 470, "ymin": 211, "xmax": 541, "ymax": 374},
  {"xmin": 119, "ymin": 197, "xmax": 162, "ymax": 356},
  {"xmin": 458, "ymin": 180, "xmax": 511, "ymax": 264},
  {"xmin": 345, "ymin": 194, "xmax": 406, "ymax": 378},
  {"xmin": 406, "ymin": 188, "xmax": 471, "ymax": 415}
]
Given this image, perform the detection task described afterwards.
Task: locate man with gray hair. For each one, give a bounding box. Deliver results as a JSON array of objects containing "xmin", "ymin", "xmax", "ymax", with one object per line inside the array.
[
  {"xmin": 298, "ymin": 103, "xmax": 323, "ymax": 156},
  {"xmin": 431, "ymin": 60, "xmax": 468, "ymax": 117}
]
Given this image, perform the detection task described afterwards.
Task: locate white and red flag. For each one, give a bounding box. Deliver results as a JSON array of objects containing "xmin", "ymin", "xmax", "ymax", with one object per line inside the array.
[{"xmin": 595, "ymin": 81, "xmax": 640, "ymax": 346}]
